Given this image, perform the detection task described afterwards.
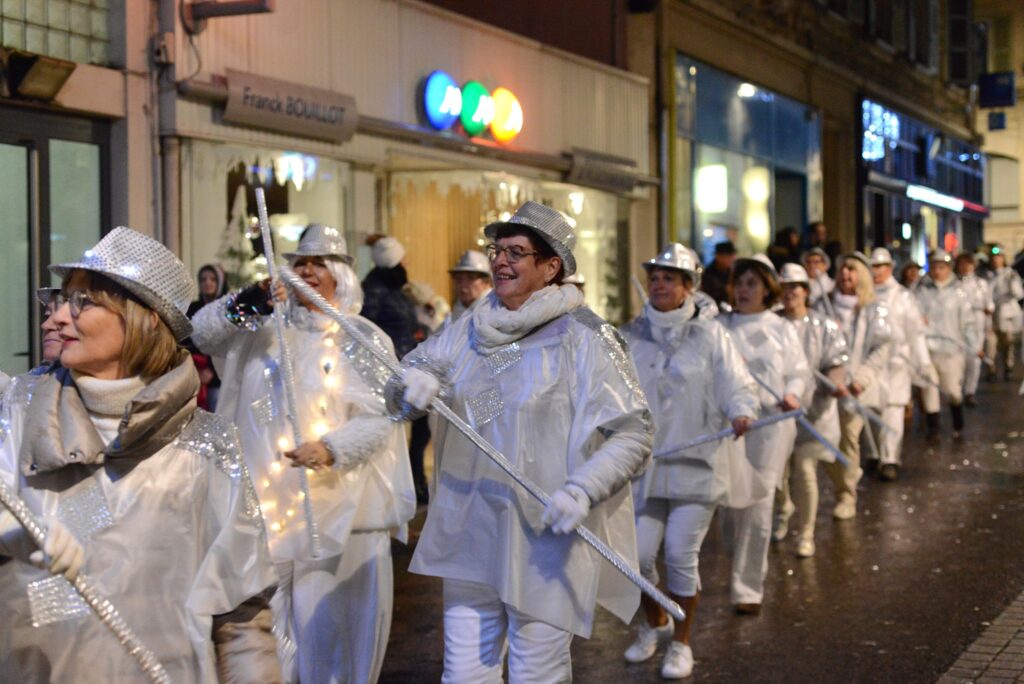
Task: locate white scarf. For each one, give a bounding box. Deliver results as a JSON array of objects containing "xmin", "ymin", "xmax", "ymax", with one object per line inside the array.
[
  {"xmin": 831, "ymin": 292, "xmax": 859, "ymax": 337},
  {"xmin": 472, "ymin": 285, "xmax": 585, "ymax": 352},
  {"xmin": 72, "ymin": 371, "xmax": 146, "ymax": 444},
  {"xmin": 644, "ymin": 299, "xmax": 695, "ymax": 346}
]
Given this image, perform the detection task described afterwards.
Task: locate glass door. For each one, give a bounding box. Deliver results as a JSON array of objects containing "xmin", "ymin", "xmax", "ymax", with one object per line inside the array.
[{"xmin": 0, "ymin": 143, "xmax": 31, "ymax": 373}]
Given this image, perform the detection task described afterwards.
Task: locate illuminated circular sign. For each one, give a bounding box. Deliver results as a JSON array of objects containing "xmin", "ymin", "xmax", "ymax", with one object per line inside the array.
[
  {"xmin": 490, "ymin": 88, "xmax": 523, "ymax": 143},
  {"xmin": 459, "ymin": 81, "xmax": 494, "ymax": 137},
  {"xmin": 422, "ymin": 70, "xmax": 462, "ymax": 131}
]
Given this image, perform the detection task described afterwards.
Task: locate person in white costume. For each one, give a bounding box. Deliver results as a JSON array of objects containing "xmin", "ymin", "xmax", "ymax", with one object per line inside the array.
[
  {"xmin": 447, "ymin": 249, "xmax": 493, "ymax": 325},
  {"xmin": 802, "ymin": 247, "xmax": 834, "ymax": 307},
  {"xmin": 818, "ymin": 252, "xmax": 890, "ymax": 518},
  {"xmin": 774, "ymin": 263, "xmax": 848, "ymax": 558},
  {"xmin": 955, "ymin": 253, "xmax": 993, "ymax": 405},
  {"xmin": 619, "ymin": 244, "xmax": 758, "ymax": 679},
  {"xmin": 915, "ymin": 249, "xmax": 979, "ymax": 442},
  {"xmin": 192, "ymin": 224, "xmax": 416, "ymax": 684},
  {"xmin": 0, "ymin": 227, "xmax": 280, "ymax": 684},
  {"xmin": 394, "ymin": 201, "xmax": 653, "ymax": 683},
  {"xmin": 988, "ymin": 250, "xmax": 1023, "ymax": 380},
  {"xmin": 719, "ymin": 254, "xmax": 808, "ymax": 613},
  {"xmin": 869, "ymin": 248, "xmax": 935, "ymax": 481}
]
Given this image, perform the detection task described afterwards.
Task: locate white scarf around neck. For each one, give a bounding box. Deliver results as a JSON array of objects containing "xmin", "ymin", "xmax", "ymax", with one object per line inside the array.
[{"xmin": 473, "ymin": 285, "xmax": 585, "ymax": 352}]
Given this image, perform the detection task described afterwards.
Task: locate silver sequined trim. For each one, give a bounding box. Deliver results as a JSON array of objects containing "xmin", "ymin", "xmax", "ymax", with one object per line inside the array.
[
  {"xmin": 175, "ymin": 410, "xmax": 262, "ymax": 524},
  {"xmin": 340, "ymin": 319, "xmax": 395, "ymax": 397},
  {"xmin": 466, "ymin": 387, "xmax": 504, "ymax": 427},
  {"xmin": 27, "ymin": 575, "xmax": 89, "ymax": 627},
  {"xmin": 59, "ymin": 480, "xmax": 113, "ymax": 541},
  {"xmin": 250, "ymin": 395, "xmax": 276, "ymax": 427},
  {"xmin": 483, "ymin": 342, "xmax": 522, "ymax": 377}
]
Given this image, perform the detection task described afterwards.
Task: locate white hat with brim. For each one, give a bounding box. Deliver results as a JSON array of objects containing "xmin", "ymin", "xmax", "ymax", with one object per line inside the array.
[
  {"xmin": 484, "ymin": 201, "xmax": 577, "ymax": 276},
  {"xmin": 50, "ymin": 227, "xmax": 196, "ymax": 341},
  {"xmin": 283, "ymin": 223, "xmax": 355, "ymax": 265},
  {"xmin": 801, "ymin": 247, "xmax": 831, "ymax": 271},
  {"xmin": 837, "ymin": 251, "xmax": 872, "ymax": 272},
  {"xmin": 642, "ymin": 243, "xmax": 703, "ymax": 288},
  {"xmin": 779, "ymin": 263, "xmax": 810, "ymax": 285},
  {"xmin": 870, "ymin": 247, "xmax": 893, "ymax": 266},
  {"xmin": 35, "ymin": 287, "xmax": 62, "ymax": 307},
  {"xmin": 929, "ymin": 249, "xmax": 953, "ymax": 264},
  {"xmin": 449, "ymin": 249, "xmax": 491, "ymax": 276},
  {"xmin": 734, "ymin": 253, "xmax": 779, "ymax": 284}
]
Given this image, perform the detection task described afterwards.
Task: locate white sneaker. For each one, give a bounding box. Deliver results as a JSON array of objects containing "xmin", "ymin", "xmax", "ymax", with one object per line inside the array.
[
  {"xmin": 772, "ymin": 500, "xmax": 795, "ymax": 541},
  {"xmin": 624, "ymin": 616, "xmax": 674, "ymax": 663},
  {"xmin": 796, "ymin": 537, "xmax": 816, "ymax": 558},
  {"xmin": 832, "ymin": 496, "xmax": 856, "ymax": 520},
  {"xmin": 660, "ymin": 642, "xmax": 694, "ymax": 679}
]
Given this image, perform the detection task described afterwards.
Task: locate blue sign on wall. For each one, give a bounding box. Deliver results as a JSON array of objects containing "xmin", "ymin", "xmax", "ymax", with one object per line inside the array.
[
  {"xmin": 989, "ymin": 111, "xmax": 1007, "ymax": 131},
  {"xmin": 422, "ymin": 70, "xmax": 462, "ymax": 131}
]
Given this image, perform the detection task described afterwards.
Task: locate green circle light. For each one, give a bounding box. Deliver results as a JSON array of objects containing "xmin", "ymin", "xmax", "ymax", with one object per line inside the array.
[{"xmin": 460, "ymin": 81, "xmax": 494, "ymax": 137}]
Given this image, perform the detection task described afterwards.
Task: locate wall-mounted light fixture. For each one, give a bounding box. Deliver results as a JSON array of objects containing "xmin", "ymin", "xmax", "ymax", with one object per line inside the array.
[
  {"xmin": 3, "ymin": 50, "xmax": 77, "ymax": 101},
  {"xmin": 182, "ymin": 0, "xmax": 275, "ymax": 35}
]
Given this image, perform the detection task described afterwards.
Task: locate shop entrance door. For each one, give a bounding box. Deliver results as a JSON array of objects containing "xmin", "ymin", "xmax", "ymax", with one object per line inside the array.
[
  {"xmin": 0, "ymin": 106, "xmax": 108, "ymax": 373},
  {"xmin": 773, "ymin": 169, "xmax": 806, "ymax": 240}
]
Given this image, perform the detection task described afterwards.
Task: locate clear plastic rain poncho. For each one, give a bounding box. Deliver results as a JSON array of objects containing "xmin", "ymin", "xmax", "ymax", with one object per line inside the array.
[
  {"xmin": 990, "ymin": 267, "xmax": 1024, "ymax": 334},
  {"xmin": 620, "ymin": 300, "xmax": 760, "ymax": 506},
  {"xmin": 915, "ymin": 275, "xmax": 979, "ymax": 358},
  {"xmin": 191, "ymin": 268, "xmax": 415, "ymax": 563},
  {"xmin": 784, "ymin": 311, "xmax": 847, "ymax": 447},
  {"xmin": 875, "ymin": 276, "xmax": 931, "ymax": 404},
  {"xmin": 817, "ymin": 292, "xmax": 891, "ymax": 409},
  {"xmin": 403, "ymin": 290, "xmax": 653, "ymax": 638}
]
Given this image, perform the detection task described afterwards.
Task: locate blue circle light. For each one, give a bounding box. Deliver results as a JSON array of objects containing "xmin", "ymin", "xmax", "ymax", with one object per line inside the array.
[{"xmin": 423, "ymin": 70, "xmax": 462, "ymax": 130}]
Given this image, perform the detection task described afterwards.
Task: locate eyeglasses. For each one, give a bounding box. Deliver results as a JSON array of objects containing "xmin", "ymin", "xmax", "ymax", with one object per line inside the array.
[
  {"xmin": 63, "ymin": 290, "xmax": 97, "ymax": 319},
  {"xmin": 40, "ymin": 292, "xmax": 66, "ymax": 317},
  {"xmin": 485, "ymin": 243, "xmax": 540, "ymax": 264}
]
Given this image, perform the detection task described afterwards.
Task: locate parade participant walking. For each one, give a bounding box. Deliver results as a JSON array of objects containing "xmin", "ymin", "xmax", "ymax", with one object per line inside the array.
[
  {"xmin": 956, "ymin": 253, "xmax": 993, "ymax": 405},
  {"xmin": 619, "ymin": 243, "xmax": 758, "ymax": 678},
  {"xmin": 819, "ymin": 252, "xmax": 890, "ymax": 516},
  {"xmin": 870, "ymin": 248, "xmax": 935, "ymax": 480},
  {"xmin": 393, "ymin": 201, "xmax": 652, "ymax": 682},
  {"xmin": 447, "ymin": 249, "xmax": 492, "ymax": 324},
  {"xmin": 0, "ymin": 227, "xmax": 280, "ymax": 683},
  {"xmin": 988, "ymin": 250, "xmax": 1023, "ymax": 380},
  {"xmin": 802, "ymin": 247, "xmax": 834, "ymax": 307},
  {"xmin": 720, "ymin": 254, "xmax": 808, "ymax": 613},
  {"xmin": 774, "ymin": 264, "xmax": 848, "ymax": 557},
  {"xmin": 915, "ymin": 250, "xmax": 979, "ymax": 442},
  {"xmin": 193, "ymin": 224, "xmax": 415, "ymax": 684}
]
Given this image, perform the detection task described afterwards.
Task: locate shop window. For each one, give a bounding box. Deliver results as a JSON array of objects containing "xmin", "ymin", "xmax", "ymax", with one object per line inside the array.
[
  {"xmin": 387, "ymin": 170, "xmax": 627, "ymax": 323},
  {"xmin": 181, "ymin": 141, "xmax": 352, "ymax": 289},
  {"xmin": 693, "ymin": 145, "xmax": 774, "ymax": 260},
  {"xmin": 0, "ymin": 0, "xmax": 110, "ymax": 65}
]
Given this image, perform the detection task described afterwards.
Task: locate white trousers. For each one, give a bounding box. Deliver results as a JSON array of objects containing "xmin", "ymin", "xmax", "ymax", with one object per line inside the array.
[
  {"xmin": 963, "ymin": 351, "xmax": 982, "ymax": 396},
  {"xmin": 777, "ymin": 440, "xmax": 829, "ymax": 542},
  {"xmin": 635, "ymin": 498, "xmax": 716, "ymax": 597},
  {"xmin": 877, "ymin": 405, "xmax": 906, "ymax": 466},
  {"xmin": 922, "ymin": 352, "xmax": 965, "ymax": 408},
  {"xmin": 272, "ymin": 531, "xmax": 393, "ymax": 684},
  {"xmin": 442, "ymin": 578, "xmax": 573, "ymax": 684}
]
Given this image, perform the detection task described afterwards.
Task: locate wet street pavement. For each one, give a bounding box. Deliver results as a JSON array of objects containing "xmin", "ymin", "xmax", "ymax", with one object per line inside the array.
[{"xmin": 381, "ymin": 375, "xmax": 1024, "ymax": 683}]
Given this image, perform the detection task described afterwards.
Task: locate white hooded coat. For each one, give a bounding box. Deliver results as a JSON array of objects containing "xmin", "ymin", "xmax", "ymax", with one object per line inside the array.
[
  {"xmin": 990, "ymin": 267, "xmax": 1024, "ymax": 334},
  {"xmin": 915, "ymin": 275, "xmax": 979, "ymax": 357},
  {"xmin": 783, "ymin": 311, "xmax": 847, "ymax": 447},
  {"xmin": 874, "ymin": 276, "xmax": 931, "ymax": 405}
]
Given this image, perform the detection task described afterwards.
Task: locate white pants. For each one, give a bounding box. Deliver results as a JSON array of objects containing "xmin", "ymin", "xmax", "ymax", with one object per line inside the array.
[
  {"xmin": 272, "ymin": 531, "xmax": 393, "ymax": 684},
  {"xmin": 635, "ymin": 498, "xmax": 716, "ymax": 597},
  {"xmin": 963, "ymin": 351, "xmax": 982, "ymax": 396},
  {"xmin": 777, "ymin": 440, "xmax": 829, "ymax": 542},
  {"xmin": 876, "ymin": 405, "xmax": 906, "ymax": 466},
  {"xmin": 442, "ymin": 578, "xmax": 572, "ymax": 684},
  {"xmin": 922, "ymin": 352, "xmax": 965, "ymax": 408}
]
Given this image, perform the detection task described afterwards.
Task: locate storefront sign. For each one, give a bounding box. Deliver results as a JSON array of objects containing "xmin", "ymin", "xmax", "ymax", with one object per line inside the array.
[
  {"xmin": 421, "ymin": 70, "xmax": 523, "ymax": 144},
  {"xmin": 224, "ymin": 69, "xmax": 358, "ymax": 144},
  {"xmin": 906, "ymin": 184, "xmax": 964, "ymax": 212}
]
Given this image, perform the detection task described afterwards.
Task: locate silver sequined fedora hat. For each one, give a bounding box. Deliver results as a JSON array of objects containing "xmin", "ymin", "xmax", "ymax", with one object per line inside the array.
[
  {"xmin": 642, "ymin": 243, "xmax": 703, "ymax": 288},
  {"xmin": 484, "ymin": 201, "xmax": 578, "ymax": 276},
  {"xmin": 449, "ymin": 249, "xmax": 491, "ymax": 276},
  {"xmin": 50, "ymin": 227, "xmax": 196, "ymax": 341},
  {"xmin": 283, "ymin": 223, "xmax": 355, "ymax": 265}
]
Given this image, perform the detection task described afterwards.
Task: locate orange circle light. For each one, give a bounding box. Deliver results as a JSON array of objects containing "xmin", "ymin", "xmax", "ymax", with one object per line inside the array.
[{"xmin": 490, "ymin": 88, "xmax": 523, "ymax": 144}]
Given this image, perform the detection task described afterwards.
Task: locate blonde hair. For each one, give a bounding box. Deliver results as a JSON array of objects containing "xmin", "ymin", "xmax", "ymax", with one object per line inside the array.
[
  {"xmin": 78, "ymin": 273, "xmax": 181, "ymax": 380},
  {"xmin": 841, "ymin": 259, "xmax": 875, "ymax": 309}
]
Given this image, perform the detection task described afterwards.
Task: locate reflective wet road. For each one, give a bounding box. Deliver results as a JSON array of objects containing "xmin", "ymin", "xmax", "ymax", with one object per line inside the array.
[{"xmin": 381, "ymin": 376, "xmax": 1024, "ymax": 682}]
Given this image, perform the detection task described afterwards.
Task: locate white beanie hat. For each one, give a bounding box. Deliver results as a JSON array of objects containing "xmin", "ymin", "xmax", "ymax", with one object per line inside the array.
[{"xmin": 372, "ymin": 237, "xmax": 405, "ymax": 269}]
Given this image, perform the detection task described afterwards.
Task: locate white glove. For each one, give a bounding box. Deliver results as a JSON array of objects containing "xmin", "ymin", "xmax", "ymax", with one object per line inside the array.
[
  {"xmin": 542, "ymin": 484, "xmax": 591, "ymax": 535},
  {"xmin": 29, "ymin": 520, "xmax": 85, "ymax": 581},
  {"xmin": 402, "ymin": 367, "xmax": 441, "ymax": 411}
]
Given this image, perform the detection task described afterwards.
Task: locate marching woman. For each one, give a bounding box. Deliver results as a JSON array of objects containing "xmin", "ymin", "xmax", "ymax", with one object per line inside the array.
[
  {"xmin": 394, "ymin": 201, "xmax": 653, "ymax": 682},
  {"xmin": 819, "ymin": 253, "xmax": 891, "ymax": 518},
  {"xmin": 620, "ymin": 244, "xmax": 759, "ymax": 678},
  {"xmin": 988, "ymin": 250, "xmax": 1023, "ymax": 380},
  {"xmin": 0, "ymin": 227, "xmax": 280, "ymax": 683},
  {"xmin": 719, "ymin": 254, "xmax": 808, "ymax": 613},
  {"xmin": 192, "ymin": 224, "xmax": 416, "ymax": 684},
  {"xmin": 955, "ymin": 253, "xmax": 993, "ymax": 405},
  {"xmin": 774, "ymin": 264, "xmax": 848, "ymax": 558}
]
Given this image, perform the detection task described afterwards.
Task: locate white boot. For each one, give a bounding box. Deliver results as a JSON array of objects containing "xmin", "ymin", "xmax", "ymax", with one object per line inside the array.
[
  {"xmin": 624, "ymin": 616, "xmax": 674, "ymax": 663},
  {"xmin": 661, "ymin": 642, "xmax": 694, "ymax": 679}
]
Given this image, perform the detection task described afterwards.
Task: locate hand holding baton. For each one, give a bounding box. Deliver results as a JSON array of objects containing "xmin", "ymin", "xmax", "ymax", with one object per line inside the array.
[
  {"xmin": 810, "ymin": 367, "xmax": 896, "ymax": 436},
  {"xmin": 652, "ymin": 409, "xmax": 805, "ymax": 462},
  {"xmin": 277, "ymin": 266, "xmax": 687, "ymax": 622}
]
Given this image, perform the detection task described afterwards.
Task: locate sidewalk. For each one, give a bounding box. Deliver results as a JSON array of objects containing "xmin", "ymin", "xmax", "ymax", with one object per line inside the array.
[{"xmin": 939, "ymin": 591, "xmax": 1024, "ymax": 683}]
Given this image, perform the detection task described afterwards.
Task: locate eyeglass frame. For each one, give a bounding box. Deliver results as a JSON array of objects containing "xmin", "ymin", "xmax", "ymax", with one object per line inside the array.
[
  {"xmin": 59, "ymin": 289, "xmax": 99, "ymax": 319},
  {"xmin": 485, "ymin": 243, "xmax": 542, "ymax": 264}
]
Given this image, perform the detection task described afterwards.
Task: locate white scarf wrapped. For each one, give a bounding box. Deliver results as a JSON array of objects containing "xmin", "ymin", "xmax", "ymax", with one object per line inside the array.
[
  {"xmin": 472, "ymin": 284, "xmax": 585, "ymax": 352},
  {"xmin": 644, "ymin": 299, "xmax": 695, "ymax": 346}
]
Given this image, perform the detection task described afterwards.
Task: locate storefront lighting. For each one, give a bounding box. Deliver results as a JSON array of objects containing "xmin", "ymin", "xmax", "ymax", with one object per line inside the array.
[
  {"xmin": 737, "ymin": 83, "xmax": 757, "ymax": 98},
  {"xmin": 906, "ymin": 184, "xmax": 964, "ymax": 212},
  {"xmin": 423, "ymin": 70, "xmax": 462, "ymax": 130},
  {"xmin": 568, "ymin": 191, "xmax": 586, "ymax": 215},
  {"xmin": 742, "ymin": 167, "xmax": 770, "ymax": 204},
  {"xmin": 695, "ymin": 164, "xmax": 728, "ymax": 213},
  {"xmin": 901, "ymin": 222, "xmax": 912, "ymax": 240},
  {"xmin": 460, "ymin": 81, "xmax": 494, "ymax": 137},
  {"xmin": 490, "ymin": 88, "xmax": 524, "ymax": 143}
]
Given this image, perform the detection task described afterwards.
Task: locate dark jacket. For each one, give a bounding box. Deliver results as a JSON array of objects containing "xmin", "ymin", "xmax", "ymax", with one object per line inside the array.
[{"xmin": 361, "ymin": 265, "xmax": 420, "ymax": 359}]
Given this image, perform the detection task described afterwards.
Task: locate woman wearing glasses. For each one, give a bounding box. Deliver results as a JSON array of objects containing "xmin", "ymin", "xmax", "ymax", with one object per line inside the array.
[
  {"xmin": 394, "ymin": 201, "xmax": 653, "ymax": 681},
  {"xmin": 0, "ymin": 228, "xmax": 280, "ymax": 683}
]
